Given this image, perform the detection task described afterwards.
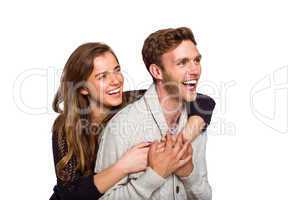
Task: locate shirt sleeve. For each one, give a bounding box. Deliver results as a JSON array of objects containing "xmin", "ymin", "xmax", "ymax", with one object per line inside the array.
[
  {"xmin": 180, "ymin": 132, "xmax": 212, "ymax": 200},
  {"xmin": 52, "ymin": 175, "xmax": 103, "ymax": 200},
  {"xmin": 186, "ymin": 94, "xmax": 216, "ymax": 131}
]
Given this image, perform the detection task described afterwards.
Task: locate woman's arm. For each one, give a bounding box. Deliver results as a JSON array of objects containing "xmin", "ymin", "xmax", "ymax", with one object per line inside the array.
[
  {"xmin": 182, "ymin": 115, "xmax": 206, "ymax": 142},
  {"xmin": 51, "ymin": 129, "xmax": 149, "ymax": 200},
  {"xmin": 121, "ymin": 90, "xmax": 216, "ymax": 142},
  {"xmin": 184, "ymin": 94, "xmax": 216, "ymax": 142},
  {"xmin": 93, "ymin": 142, "xmax": 150, "ymax": 193}
]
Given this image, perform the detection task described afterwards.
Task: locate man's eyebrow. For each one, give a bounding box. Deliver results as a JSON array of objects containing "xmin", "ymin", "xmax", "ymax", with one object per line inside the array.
[
  {"xmin": 174, "ymin": 57, "xmax": 189, "ymax": 63},
  {"xmin": 114, "ymin": 64, "xmax": 121, "ymax": 69},
  {"xmin": 174, "ymin": 54, "xmax": 202, "ymax": 63}
]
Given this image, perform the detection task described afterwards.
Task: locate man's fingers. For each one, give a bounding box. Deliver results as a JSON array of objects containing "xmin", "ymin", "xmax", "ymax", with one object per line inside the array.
[
  {"xmin": 176, "ymin": 155, "xmax": 192, "ymax": 169},
  {"xmin": 177, "ymin": 133, "xmax": 184, "ymax": 146},
  {"xmin": 176, "ymin": 141, "xmax": 189, "ymax": 160},
  {"xmin": 165, "ymin": 134, "xmax": 173, "ymax": 150},
  {"xmin": 173, "ymin": 134, "xmax": 183, "ymax": 153},
  {"xmin": 187, "ymin": 143, "xmax": 193, "ymax": 155}
]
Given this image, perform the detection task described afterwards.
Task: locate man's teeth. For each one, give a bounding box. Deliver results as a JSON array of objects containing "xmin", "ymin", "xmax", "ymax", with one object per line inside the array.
[
  {"xmin": 183, "ymin": 80, "xmax": 197, "ymax": 85},
  {"xmin": 108, "ymin": 88, "xmax": 120, "ymax": 95}
]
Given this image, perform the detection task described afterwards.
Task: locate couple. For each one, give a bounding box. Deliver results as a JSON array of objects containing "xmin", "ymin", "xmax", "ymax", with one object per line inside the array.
[{"xmin": 50, "ymin": 27, "xmax": 215, "ymax": 200}]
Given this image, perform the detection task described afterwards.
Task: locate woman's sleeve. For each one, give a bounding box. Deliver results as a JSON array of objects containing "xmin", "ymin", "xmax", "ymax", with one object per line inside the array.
[
  {"xmin": 186, "ymin": 94, "xmax": 216, "ymax": 131},
  {"xmin": 51, "ymin": 129, "xmax": 103, "ymax": 200}
]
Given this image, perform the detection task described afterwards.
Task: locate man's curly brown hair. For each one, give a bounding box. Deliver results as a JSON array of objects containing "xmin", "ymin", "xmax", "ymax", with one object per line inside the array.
[{"xmin": 142, "ymin": 27, "xmax": 197, "ymax": 80}]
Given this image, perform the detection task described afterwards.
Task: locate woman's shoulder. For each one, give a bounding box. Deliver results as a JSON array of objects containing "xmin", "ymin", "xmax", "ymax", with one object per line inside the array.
[{"xmin": 52, "ymin": 114, "xmax": 65, "ymax": 142}]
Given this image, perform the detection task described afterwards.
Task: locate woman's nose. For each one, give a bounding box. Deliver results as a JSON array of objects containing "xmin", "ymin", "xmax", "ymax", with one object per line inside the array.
[{"xmin": 108, "ymin": 73, "xmax": 121, "ymax": 86}]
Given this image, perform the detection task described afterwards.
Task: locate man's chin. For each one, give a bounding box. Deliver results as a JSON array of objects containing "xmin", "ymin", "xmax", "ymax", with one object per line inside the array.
[{"xmin": 183, "ymin": 93, "xmax": 197, "ymax": 102}]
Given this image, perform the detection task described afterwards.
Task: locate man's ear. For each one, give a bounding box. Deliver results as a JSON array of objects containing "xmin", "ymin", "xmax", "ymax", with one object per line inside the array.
[
  {"xmin": 149, "ymin": 64, "xmax": 163, "ymax": 81},
  {"xmin": 80, "ymin": 88, "xmax": 89, "ymax": 96}
]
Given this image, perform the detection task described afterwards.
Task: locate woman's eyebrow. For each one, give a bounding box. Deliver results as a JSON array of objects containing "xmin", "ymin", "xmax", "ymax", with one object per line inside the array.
[
  {"xmin": 94, "ymin": 71, "xmax": 106, "ymax": 78},
  {"xmin": 94, "ymin": 65, "xmax": 121, "ymax": 77}
]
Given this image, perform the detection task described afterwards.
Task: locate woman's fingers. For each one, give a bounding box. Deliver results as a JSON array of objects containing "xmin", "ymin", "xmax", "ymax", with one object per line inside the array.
[
  {"xmin": 157, "ymin": 141, "xmax": 165, "ymax": 147},
  {"xmin": 156, "ymin": 147, "xmax": 165, "ymax": 153},
  {"xmin": 141, "ymin": 147, "xmax": 150, "ymax": 154},
  {"xmin": 149, "ymin": 141, "xmax": 159, "ymax": 153},
  {"xmin": 134, "ymin": 141, "xmax": 152, "ymax": 149}
]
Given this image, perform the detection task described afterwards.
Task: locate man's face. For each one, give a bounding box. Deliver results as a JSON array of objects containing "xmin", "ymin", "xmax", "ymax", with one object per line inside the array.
[{"xmin": 160, "ymin": 40, "xmax": 201, "ymax": 102}]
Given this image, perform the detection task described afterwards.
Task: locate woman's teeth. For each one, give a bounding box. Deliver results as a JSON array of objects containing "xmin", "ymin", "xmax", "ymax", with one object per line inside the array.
[{"xmin": 108, "ymin": 88, "xmax": 120, "ymax": 95}]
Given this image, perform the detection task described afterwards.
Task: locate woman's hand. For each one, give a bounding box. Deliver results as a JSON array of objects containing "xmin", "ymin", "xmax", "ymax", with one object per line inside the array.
[
  {"xmin": 182, "ymin": 116, "xmax": 206, "ymax": 142},
  {"xmin": 116, "ymin": 142, "xmax": 151, "ymax": 175}
]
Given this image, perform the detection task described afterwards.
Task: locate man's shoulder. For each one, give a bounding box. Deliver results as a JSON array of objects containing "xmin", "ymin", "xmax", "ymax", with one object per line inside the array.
[
  {"xmin": 99, "ymin": 98, "xmax": 147, "ymax": 145},
  {"xmin": 101, "ymin": 96, "xmax": 147, "ymax": 140},
  {"xmin": 109, "ymin": 96, "xmax": 146, "ymax": 124}
]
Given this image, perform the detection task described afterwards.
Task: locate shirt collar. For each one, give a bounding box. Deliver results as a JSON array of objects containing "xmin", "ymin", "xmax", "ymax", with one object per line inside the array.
[{"xmin": 143, "ymin": 83, "xmax": 187, "ymax": 136}]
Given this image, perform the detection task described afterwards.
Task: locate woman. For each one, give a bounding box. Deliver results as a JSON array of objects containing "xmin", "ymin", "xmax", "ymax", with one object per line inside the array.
[{"xmin": 50, "ymin": 42, "xmax": 215, "ymax": 200}]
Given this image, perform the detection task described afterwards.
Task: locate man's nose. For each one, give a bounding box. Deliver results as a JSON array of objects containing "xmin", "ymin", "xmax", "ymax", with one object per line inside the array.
[{"xmin": 188, "ymin": 61, "xmax": 201, "ymax": 75}]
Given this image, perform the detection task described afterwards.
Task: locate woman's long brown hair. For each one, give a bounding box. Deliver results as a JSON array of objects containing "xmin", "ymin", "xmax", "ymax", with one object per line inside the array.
[{"xmin": 52, "ymin": 42, "xmax": 119, "ymax": 181}]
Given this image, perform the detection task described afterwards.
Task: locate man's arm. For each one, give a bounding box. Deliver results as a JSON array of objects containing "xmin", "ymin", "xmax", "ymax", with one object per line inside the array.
[
  {"xmin": 180, "ymin": 132, "xmax": 212, "ymax": 200},
  {"xmin": 95, "ymin": 124, "xmax": 166, "ymax": 200}
]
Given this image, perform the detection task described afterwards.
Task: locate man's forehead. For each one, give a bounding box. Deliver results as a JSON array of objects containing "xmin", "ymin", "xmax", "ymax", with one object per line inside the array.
[{"xmin": 164, "ymin": 41, "xmax": 200, "ymax": 61}]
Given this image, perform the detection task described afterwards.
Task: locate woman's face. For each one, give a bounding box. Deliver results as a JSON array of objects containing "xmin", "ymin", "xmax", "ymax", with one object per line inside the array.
[{"xmin": 82, "ymin": 52, "xmax": 124, "ymax": 109}]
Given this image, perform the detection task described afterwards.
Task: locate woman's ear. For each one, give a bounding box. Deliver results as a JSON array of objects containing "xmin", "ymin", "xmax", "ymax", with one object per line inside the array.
[
  {"xmin": 149, "ymin": 64, "xmax": 163, "ymax": 81},
  {"xmin": 80, "ymin": 88, "xmax": 89, "ymax": 96}
]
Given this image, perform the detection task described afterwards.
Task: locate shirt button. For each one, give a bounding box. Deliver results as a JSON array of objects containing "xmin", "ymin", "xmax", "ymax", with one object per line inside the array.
[{"xmin": 176, "ymin": 186, "xmax": 180, "ymax": 193}]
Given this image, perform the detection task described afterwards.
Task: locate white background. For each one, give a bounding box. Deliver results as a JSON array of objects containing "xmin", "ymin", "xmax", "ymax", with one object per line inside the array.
[{"xmin": 0, "ymin": 0, "xmax": 299, "ymax": 199}]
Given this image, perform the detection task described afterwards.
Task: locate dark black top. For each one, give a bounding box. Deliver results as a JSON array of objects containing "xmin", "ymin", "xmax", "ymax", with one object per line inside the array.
[{"xmin": 50, "ymin": 90, "xmax": 215, "ymax": 200}]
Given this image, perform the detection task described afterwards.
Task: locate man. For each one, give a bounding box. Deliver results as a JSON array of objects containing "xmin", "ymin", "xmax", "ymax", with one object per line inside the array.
[{"xmin": 95, "ymin": 27, "xmax": 214, "ymax": 200}]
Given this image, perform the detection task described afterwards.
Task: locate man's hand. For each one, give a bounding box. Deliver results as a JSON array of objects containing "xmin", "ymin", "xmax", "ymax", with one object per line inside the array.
[
  {"xmin": 174, "ymin": 138, "xmax": 194, "ymax": 177},
  {"xmin": 148, "ymin": 134, "xmax": 191, "ymax": 178}
]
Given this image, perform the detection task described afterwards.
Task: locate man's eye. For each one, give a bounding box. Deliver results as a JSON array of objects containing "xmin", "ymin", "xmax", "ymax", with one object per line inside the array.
[
  {"xmin": 178, "ymin": 60, "xmax": 187, "ymax": 66},
  {"xmin": 194, "ymin": 58, "xmax": 200, "ymax": 64}
]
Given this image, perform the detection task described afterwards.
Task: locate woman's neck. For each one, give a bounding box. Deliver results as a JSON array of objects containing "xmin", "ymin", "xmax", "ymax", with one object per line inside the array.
[{"xmin": 90, "ymin": 101, "xmax": 110, "ymax": 124}]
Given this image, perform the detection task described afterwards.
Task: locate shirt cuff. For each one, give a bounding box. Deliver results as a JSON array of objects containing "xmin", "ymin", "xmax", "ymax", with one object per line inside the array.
[
  {"xmin": 133, "ymin": 167, "xmax": 166, "ymax": 198},
  {"xmin": 179, "ymin": 166, "xmax": 198, "ymax": 186}
]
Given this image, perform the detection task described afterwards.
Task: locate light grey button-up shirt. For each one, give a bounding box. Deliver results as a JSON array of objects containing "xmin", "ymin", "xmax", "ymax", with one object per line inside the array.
[{"xmin": 95, "ymin": 83, "xmax": 212, "ymax": 200}]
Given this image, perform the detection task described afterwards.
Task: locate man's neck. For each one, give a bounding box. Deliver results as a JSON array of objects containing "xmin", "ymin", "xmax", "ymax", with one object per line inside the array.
[{"xmin": 155, "ymin": 83, "xmax": 184, "ymax": 127}]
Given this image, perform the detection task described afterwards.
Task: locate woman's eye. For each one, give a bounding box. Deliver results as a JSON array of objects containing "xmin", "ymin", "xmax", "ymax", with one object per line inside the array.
[{"xmin": 98, "ymin": 75, "xmax": 106, "ymax": 80}]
